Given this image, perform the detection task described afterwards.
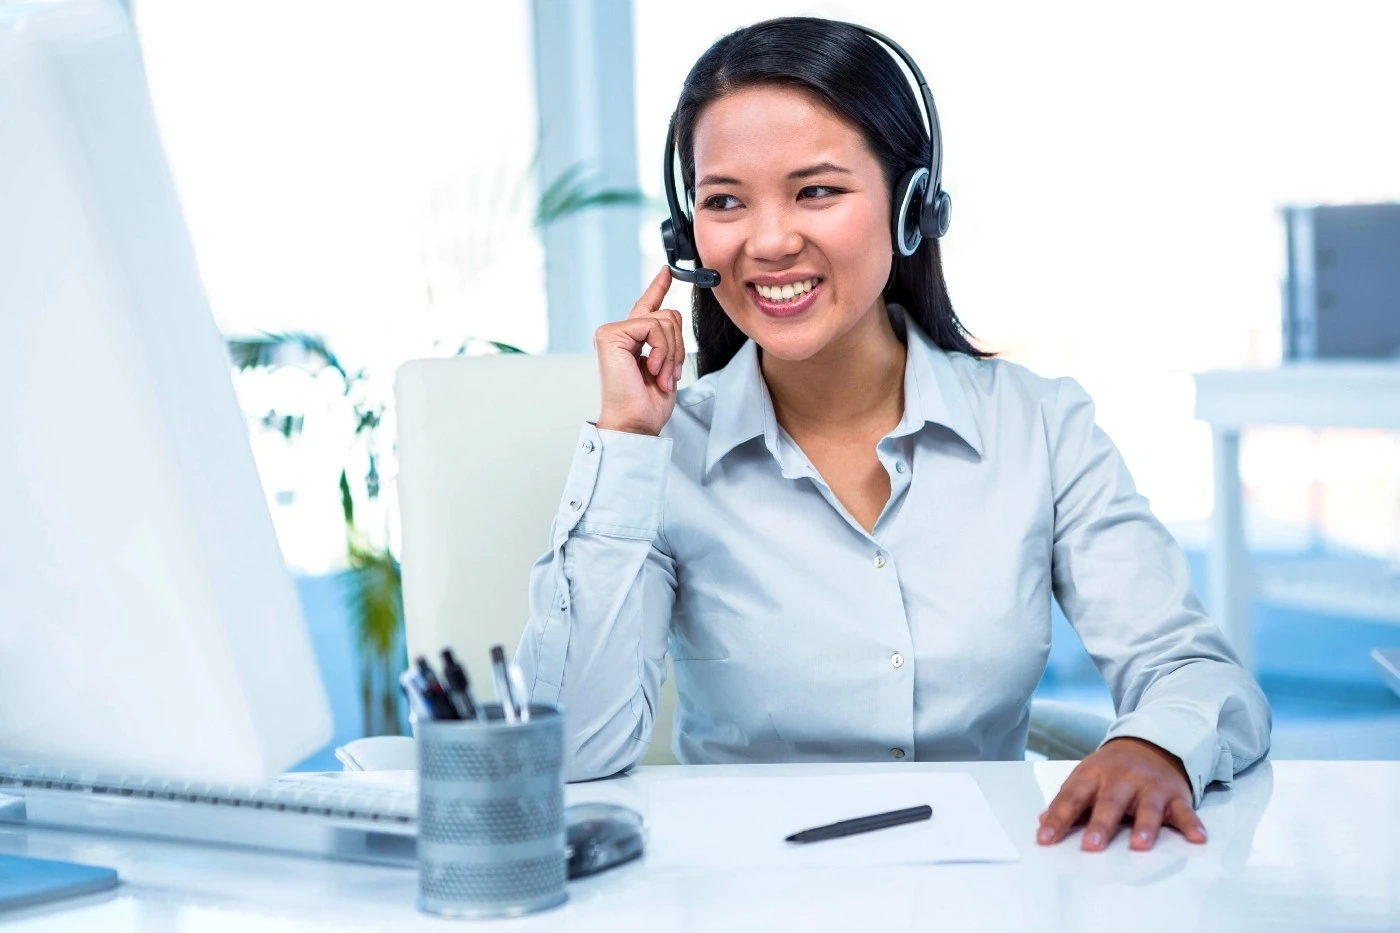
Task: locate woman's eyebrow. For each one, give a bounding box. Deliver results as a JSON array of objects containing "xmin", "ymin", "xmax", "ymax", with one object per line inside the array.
[
  {"xmin": 787, "ymin": 162, "xmax": 853, "ymax": 180},
  {"xmin": 696, "ymin": 162, "xmax": 853, "ymax": 188},
  {"xmin": 697, "ymin": 173, "xmax": 742, "ymax": 187}
]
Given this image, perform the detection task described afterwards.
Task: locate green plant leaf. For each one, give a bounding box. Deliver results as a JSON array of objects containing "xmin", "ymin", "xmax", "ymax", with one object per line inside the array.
[
  {"xmin": 339, "ymin": 469, "xmax": 355, "ymax": 528},
  {"xmin": 485, "ymin": 340, "xmax": 527, "ymax": 354},
  {"xmin": 453, "ymin": 338, "xmax": 529, "ymax": 356},
  {"xmin": 259, "ymin": 410, "xmax": 304, "ymax": 439},
  {"xmin": 226, "ymin": 332, "xmax": 350, "ymax": 387},
  {"xmin": 535, "ymin": 163, "xmax": 647, "ymax": 229},
  {"xmin": 347, "ymin": 545, "xmax": 404, "ymax": 663}
]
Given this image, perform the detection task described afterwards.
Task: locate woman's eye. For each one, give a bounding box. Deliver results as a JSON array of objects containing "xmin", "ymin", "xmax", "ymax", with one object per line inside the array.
[
  {"xmin": 700, "ymin": 194, "xmax": 740, "ymax": 211},
  {"xmin": 798, "ymin": 185, "xmax": 843, "ymax": 200}
]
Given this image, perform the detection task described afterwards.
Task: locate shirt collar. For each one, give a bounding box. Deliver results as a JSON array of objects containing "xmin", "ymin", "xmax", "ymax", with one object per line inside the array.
[
  {"xmin": 702, "ymin": 305, "xmax": 984, "ymax": 476},
  {"xmin": 889, "ymin": 304, "xmax": 985, "ymax": 457},
  {"xmin": 703, "ymin": 337, "xmax": 775, "ymax": 476}
]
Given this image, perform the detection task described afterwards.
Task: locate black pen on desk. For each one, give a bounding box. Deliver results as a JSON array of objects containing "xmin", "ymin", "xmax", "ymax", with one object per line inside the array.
[
  {"xmin": 489, "ymin": 645, "xmax": 518, "ymax": 723},
  {"xmin": 785, "ymin": 805, "xmax": 933, "ymax": 844},
  {"xmin": 439, "ymin": 648, "xmax": 479, "ymax": 720},
  {"xmin": 416, "ymin": 656, "xmax": 459, "ymax": 720}
]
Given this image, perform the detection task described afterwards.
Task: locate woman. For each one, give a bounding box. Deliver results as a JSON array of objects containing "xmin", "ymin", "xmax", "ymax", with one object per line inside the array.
[{"xmin": 517, "ymin": 17, "xmax": 1271, "ymax": 853}]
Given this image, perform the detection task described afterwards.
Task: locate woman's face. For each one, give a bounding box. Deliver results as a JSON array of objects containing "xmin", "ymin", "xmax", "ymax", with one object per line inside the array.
[{"xmin": 691, "ymin": 84, "xmax": 894, "ymax": 363}]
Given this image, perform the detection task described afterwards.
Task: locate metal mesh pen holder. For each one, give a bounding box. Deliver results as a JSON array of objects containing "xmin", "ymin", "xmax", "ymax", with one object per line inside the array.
[{"xmin": 416, "ymin": 703, "xmax": 567, "ymax": 919}]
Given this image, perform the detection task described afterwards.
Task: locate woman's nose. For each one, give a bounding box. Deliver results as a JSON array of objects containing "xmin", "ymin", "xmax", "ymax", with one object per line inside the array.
[{"xmin": 744, "ymin": 205, "xmax": 803, "ymax": 262}]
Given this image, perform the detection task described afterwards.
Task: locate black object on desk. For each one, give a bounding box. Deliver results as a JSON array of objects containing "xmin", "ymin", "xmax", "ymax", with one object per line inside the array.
[
  {"xmin": 785, "ymin": 804, "xmax": 932, "ymax": 844},
  {"xmin": 565, "ymin": 804, "xmax": 644, "ymax": 879},
  {"xmin": 439, "ymin": 648, "xmax": 479, "ymax": 720},
  {"xmin": 415, "ymin": 656, "xmax": 458, "ymax": 720}
]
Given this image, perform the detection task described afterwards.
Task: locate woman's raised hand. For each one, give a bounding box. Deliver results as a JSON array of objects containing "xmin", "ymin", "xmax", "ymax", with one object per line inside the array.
[{"xmin": 594, "ymin": 266, "xmax": 687, "ymax": 437}]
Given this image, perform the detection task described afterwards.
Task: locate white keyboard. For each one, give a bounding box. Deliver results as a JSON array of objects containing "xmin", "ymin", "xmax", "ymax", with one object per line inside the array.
[{"xmin": 0, "ymin": 762, "xmax": 417, "ymax": 866}]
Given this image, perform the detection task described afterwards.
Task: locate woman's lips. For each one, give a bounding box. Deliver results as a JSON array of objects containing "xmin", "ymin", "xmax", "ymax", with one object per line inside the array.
[{"xmin": 747, "ymin": 280, "xmax": 822, "ymax": 318}]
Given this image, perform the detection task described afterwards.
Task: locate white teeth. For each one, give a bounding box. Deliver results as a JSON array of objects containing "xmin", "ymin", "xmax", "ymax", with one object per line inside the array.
[{"xmin": 754, "ymin": 278, "xmax": 818, "ymax": 302}]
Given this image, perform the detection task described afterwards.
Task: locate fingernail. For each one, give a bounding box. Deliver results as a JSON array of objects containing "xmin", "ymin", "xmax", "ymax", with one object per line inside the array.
[
  {"xmin": 1135, "ymin": 830, "xmax": 1151, "ymax": 843},
  {"xmin": 1037, "ymin": 827, "xmax": 1054, "ymax": 843},
  {"xmin": 674, "ymin": 362, "xmax": 683, "ymax": 381},
  {"xmin": 1086, "ymin": 831, "xmax": 1103, "ymax": 847}
]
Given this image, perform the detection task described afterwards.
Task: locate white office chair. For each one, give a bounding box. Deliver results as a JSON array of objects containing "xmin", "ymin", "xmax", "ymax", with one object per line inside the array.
[
  {"xmin": 364, "ymin": 351, "xmax": 1108, "ymax": 772},
  {"xmin": 391, "ymin": 352, "xmax": 682, "ymax": 766}
]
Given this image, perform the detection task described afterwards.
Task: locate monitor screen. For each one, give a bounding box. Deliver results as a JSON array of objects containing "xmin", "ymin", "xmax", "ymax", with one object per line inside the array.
[{"xmin": 0, "ymin": 0, "xmax": 332, "ymax": 784}]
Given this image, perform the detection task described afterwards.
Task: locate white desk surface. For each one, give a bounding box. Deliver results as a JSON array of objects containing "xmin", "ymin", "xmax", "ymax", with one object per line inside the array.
[{"xmin": 0, "ymin": 760, "xmax": 1396, "ymax": 932}]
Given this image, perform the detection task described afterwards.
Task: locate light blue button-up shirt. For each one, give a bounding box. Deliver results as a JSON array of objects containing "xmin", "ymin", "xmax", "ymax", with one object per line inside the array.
[{"xmin": 518, "ymin": 307, "xmax": 1271, "ymax": 804}]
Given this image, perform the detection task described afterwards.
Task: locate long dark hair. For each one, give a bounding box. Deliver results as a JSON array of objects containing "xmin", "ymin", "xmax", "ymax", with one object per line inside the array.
[{"xmin": 673, "ymin": 17, "xmax": 991, "ymax": 377}]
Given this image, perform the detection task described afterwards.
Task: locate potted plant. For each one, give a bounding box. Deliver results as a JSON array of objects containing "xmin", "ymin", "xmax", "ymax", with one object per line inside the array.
[{"xmin": 225, "ymin": 163, "xmax": 646, "ymax": 738}]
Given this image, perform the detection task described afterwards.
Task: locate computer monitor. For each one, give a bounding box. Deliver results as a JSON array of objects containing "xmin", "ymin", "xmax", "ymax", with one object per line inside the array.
[{"xmin": 0, "ymin": 0, "xmax": 333, "ymax": 784}]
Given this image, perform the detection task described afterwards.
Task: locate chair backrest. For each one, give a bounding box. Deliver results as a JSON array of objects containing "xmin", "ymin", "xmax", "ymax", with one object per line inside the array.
[{"xmin": 394, "ymin": 353, "xmax": 683, "ymax": 765}]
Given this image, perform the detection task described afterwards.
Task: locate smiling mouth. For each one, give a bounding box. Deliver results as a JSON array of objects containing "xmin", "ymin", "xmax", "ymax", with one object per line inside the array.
[
  {"xmin": 749, "ymin": 277, "xmax": 821, "ymax": 304},
  {"xmin": 746, "ymin": 278, "xmax": 823, "ymax": 317}
]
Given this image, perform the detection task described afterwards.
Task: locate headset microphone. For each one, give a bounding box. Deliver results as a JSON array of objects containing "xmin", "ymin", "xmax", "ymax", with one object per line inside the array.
[
  {"xmin": 661, "ymin": 221, "xmax": 720, "ymax": 287},
  {"xmin": 665, "ymin": 251, "xmax": 721, "ymax": 288},
  {"xmin": 659, "ymin": 115, "xmax": 721, "ymax": 288}
]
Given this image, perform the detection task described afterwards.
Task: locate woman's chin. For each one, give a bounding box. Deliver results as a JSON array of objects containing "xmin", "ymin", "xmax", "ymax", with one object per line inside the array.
[
  {"xmin": 727, "ymin": 306, "xmax": 845, "ymax": 364},
  {"xmin": 751, "ymin": 329, "xmax": 827, "ymax": 364}
]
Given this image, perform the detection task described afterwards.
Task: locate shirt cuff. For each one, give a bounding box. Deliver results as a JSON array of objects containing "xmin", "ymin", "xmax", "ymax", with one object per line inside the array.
[
  {"xmin": 554, "ymin": 422, "xmax": 672, "ymax": 541},
  {"xmin": 1099, "ymin": 704, "xmax": 1224, "ymax": 807}
]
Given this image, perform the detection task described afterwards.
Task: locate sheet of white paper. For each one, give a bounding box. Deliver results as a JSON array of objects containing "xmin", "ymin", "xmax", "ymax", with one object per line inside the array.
[{"xmin": 646, "ymin": 773, "xmax": 1020, "ymax": 872}]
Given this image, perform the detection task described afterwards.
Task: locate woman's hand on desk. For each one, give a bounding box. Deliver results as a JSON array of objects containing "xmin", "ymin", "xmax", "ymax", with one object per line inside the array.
[
  {"xmin": 1035, "ymin": 737, "xmax": 1207, "ymax": 852},
  {"xmin": 594, "ymin": 265, "xmax": 687, "ymax": 437}
]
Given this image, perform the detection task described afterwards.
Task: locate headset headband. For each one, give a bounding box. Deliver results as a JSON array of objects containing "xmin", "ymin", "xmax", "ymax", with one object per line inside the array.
[{"xmin": 857, "ymin": 25, "xmax": 945, "ymax": 227}]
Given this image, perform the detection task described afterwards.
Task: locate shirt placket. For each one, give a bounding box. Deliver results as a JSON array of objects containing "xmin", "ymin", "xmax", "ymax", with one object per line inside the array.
[{"xmin": 778, "ymin": 430, "xmax": 919, "ymax": 760}]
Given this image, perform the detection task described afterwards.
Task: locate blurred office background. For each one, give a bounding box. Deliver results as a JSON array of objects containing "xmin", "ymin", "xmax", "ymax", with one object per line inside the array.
[{"xmin": 125, "ymin": 0, "xmax": 1400, "ymax": 769}]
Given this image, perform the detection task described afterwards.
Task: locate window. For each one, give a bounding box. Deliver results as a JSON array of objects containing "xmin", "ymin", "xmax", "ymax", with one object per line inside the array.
[{"xmin": 135, "ymin": 1, "xmax": 545, "ymax": 571}]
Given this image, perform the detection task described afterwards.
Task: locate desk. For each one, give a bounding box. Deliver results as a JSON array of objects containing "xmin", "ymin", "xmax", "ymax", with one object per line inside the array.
[
  {"xmin": 1194, "ymin": 364, "xmax": 1400, "ymax": 672},
  {"xmin": 0, "ymin": 761, "xmax": 1396, "ymax": 932}
]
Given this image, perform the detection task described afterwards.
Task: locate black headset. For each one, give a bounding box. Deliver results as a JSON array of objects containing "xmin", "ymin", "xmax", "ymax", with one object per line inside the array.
[{"xmin": 659, "ymin": 23, "xmax": 950, "ymax": 289}]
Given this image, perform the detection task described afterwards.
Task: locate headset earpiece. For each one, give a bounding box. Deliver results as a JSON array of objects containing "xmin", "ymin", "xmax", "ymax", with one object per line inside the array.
[
  {"xmin": 893, "ymin": 166, "xmax": 929, "ymax": 257},
  {"xmin": 661, "ymin": 215, "xmax": 689, "ymax": 264},
  {"xmin": 924, "ymin": 188, "xmax": 952, "ymax": 240}
]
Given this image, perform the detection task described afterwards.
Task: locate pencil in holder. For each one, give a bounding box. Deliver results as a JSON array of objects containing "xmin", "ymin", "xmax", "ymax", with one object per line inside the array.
[{"xmin": 415, "ymin": 703, "xmax": 567, "ymax": 919}]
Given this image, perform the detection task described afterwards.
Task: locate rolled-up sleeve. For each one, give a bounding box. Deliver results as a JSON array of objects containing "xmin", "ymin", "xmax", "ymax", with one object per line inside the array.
[
  {"xmin": 1046, "ymin": 377, "xmax": 1272, "ymax": 806},
  {"xmin": 515, "ymin": 422, "xmax": 675, "ymax": 781}
]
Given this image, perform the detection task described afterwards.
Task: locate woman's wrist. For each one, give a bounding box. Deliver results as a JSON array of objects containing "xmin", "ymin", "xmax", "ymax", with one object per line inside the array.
[{"xmin": 594, "ymin": 419, "xmax": 661, "ymax": 437}]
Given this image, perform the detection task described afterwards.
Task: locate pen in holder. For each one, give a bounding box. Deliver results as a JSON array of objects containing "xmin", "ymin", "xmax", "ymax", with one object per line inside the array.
[{"xmin": 416, "ymin": 703, "xmax": 567, "ymax": 919}]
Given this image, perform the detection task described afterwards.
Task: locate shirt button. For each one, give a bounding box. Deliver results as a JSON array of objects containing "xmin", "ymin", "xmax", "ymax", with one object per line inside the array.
[
  {"xmin": 891, "ymin": 652, "xmax": 904, "ymax": 669},
  {"xmin": 582, "ymin": 440, "xmax": 595, "ymax": 453},
  {"xmin": 569, "ymin": 498, "xmax": 582, "ymax": 511},
  {"xmin": 894, "ymin": 460, "xmax": 906, "ymax": 474},
  {"xmin": 891, "ymin": 747, "xmax": 906, "ymax": 760},
  {"xmin": 873, "ymin": 554, "xmax": 887, "ymax": 569},
  {"xmin": 557, "ymin": 595, "xmax": 568, "ymax": 611}
]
